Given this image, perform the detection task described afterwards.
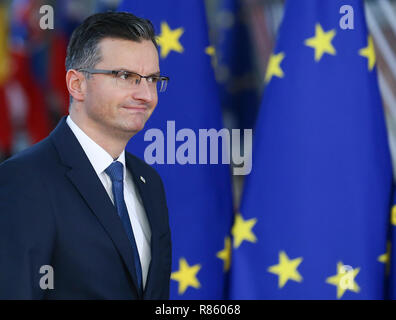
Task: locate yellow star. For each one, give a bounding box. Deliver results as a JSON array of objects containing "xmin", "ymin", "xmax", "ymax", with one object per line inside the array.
[
  {"xmin": 378, "ymin": 241, "xmax": 391, "ymax": 276},
  {"xmin": 205, "ymin": 45, "xmax": 218, "ymax": 68},
  {"xmin": 156, "ymin": 21, "xmax": 184, "ymax": 59},
  {"xmin": 205, "ymin": 45, "xmax": 215, "ymax": 56},
  {"xmin": 326, "ymin": 262, "xmax": 360, "ymax": 299},
  {"xmin": 265, "ymin": 52, "xmax": 285, "ymax": 83},
  {"xmin": 171, "ymin": 258, "xmax": 201, "ymax": 295},
  {"xmin": 359, "ymin": 35, "xmax": 376, "ymax": 71},
  {"xmin": 304, "ymin": 23, "xmax": 336, "ymax": 62},
  {"xmin": 231, "ymin": 213, "xmax": 257, "ymax": 249},
  {"xmin": 267, "ymin": 251, "xmax": 303, "ymax": 288},
  {"xmin": 391, "ymin": 204, "xmax": 396, "ymax": 226},
  {"xmin": 216, "ymin": 236, "xmax": 232, "ymax": 272}
]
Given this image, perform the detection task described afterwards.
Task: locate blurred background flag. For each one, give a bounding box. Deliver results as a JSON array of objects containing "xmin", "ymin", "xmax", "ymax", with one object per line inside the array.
[
  {"xmin": 8, "ymin": 0, "xmax": 51, "ymax": 152},
  {"xmin": 0, "ymin": 0, "xmax": 92, "ymax": 161},
  {"xmin": 118, "ymin": 1, "xmax": 234, "ymax": 299},
  {"xmin": 389, "ymin": 191, "xmax": 396, "ymax": 299},
  {"xmin": 0, "ymin": 3, "xmax": 12, "ymax": 156},
  {"xmin": 229, "ymin": 0, "xmax": 394, "ymax": 299},
  {"xmin": 205, "ymin": 0, "xmax": 261, "ymax": 133}
]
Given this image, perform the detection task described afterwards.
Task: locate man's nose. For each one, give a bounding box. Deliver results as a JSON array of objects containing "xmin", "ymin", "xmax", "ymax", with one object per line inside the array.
[{"xmin": 132, "ymin": 78, "xmax": 155, "ymax": 102}]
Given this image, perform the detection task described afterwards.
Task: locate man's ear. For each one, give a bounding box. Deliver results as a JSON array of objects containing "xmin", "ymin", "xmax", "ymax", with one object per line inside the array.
[{"xmin": 66, "ymin": 69, "xmax": 86, "ymax": 102}]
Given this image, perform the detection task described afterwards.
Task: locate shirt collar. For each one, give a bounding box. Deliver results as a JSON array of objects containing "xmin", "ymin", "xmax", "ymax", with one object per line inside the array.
[{"xmin": 66, "ymin": 115, "xmax": 126, "ymax": 176}]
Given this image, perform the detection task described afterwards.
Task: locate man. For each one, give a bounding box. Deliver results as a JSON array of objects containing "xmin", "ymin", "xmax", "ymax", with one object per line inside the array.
[{"xmin": 0, "ymin": 12, "xmax": 171, "ymax": 299}]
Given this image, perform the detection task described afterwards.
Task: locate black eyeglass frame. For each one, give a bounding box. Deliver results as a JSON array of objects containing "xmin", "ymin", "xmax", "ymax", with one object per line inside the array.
[{"xmin": 76, "ymin": 68, "xmax": 169, "ymax": 92}]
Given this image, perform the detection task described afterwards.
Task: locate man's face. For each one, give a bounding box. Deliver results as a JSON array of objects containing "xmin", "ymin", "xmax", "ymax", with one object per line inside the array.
[{"xmin": 82, "ymin": 38, "xmax": 159, "ymax": 137}]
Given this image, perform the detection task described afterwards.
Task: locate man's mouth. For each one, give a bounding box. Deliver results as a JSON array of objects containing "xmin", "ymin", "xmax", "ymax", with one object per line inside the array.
[{"xmin": 121, "ymin": 105, "xmax": 147, "ymax": 112}]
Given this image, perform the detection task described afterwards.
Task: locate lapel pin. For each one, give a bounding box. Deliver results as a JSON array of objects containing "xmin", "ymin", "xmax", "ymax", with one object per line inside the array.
[{"xmin": 140, "ymin": 176, "xmax": 146, "ymax": 184}]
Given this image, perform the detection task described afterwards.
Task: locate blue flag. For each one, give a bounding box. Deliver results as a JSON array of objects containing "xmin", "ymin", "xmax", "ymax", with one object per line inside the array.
[
  {"xmin": 118, "ymin": 1, "xmax": 234, "ymax": 299},
  {"xmin": 389, "ymin": 191, "xmax": 396, "ymax": 299},
  {"xmin": 229, "ymin": 0, "xmax": 393, "ymax": 299},
  {"xmin": 210, "ymin": 0, "xmax": 261, "ymax": 131}
]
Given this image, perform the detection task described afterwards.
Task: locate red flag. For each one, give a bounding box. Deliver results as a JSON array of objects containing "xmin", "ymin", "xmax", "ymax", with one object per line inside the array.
[
  {"xmin": 49, "ymin": 34, "xmax": 69, "ymax": 116},
  {"xmin": 11, "ymin": 50, "xmax": 50, "ymax": 144},
  {"xmin": 0, "ymin": 86, "xmax": 12, "ymax": 154}
]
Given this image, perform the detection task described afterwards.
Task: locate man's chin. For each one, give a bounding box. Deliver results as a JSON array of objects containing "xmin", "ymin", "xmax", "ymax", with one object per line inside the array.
[{"xmin": 119, "ymin": 119, "xmax": 147, "ymax": 135}]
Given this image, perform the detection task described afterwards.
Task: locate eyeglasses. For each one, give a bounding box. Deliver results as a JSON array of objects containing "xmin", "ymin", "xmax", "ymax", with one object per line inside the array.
[{"xmin": 77, "ymin": 68, "xmax": 169, "ymax": 92}]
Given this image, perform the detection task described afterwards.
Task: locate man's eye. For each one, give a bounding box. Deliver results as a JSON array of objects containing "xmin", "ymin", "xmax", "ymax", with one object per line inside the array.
[
  {"xmin": 119, "ymin": 72, "xmax": 130, "ymax": 80},
  {"xmin": 148, "ymin": 76, "xmax": 159, "ymax": 83}
]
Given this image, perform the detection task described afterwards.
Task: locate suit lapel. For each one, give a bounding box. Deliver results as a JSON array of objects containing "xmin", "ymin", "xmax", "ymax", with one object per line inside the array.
[{"xmin": 50, "ymin": 117, "xmax": 143, "ymax": 298}]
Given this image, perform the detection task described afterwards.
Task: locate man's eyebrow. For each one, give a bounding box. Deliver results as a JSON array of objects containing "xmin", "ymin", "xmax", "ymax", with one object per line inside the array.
[
  {"xmin": 147, "ymin": 71, "xmax": 161, "ymax": 77},
  {"xmin": 117, "ymin": 68, "xmax": 161, "ymax": 76}
]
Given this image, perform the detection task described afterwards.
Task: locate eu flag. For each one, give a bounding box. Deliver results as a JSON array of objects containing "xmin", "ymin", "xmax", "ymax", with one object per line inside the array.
[
  {"xmin": 118, "ymin": 2, "xmax": 234, "ymax": 299},
  {"xmin": 389, "ymin": 192, "xmax": 396, "ymax": 299},
  {"xmin": 211, "ymin": 0, "xmax": 261, "ymax": 131},
  {"xmin": 229, "ymin": 0, "xmax": 393, "ymax": 299}
]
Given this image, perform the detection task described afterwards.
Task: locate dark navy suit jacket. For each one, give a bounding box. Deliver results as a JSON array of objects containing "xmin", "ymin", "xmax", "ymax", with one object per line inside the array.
[{"xmin": 0, "ymin": 117, "xmax": 171, "ymax": 299}]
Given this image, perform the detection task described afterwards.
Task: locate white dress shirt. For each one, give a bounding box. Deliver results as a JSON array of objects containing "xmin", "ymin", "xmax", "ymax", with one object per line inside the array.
[{"xmin": 66, "ymin": 115, "xmax": 151, "ymax": 289}]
